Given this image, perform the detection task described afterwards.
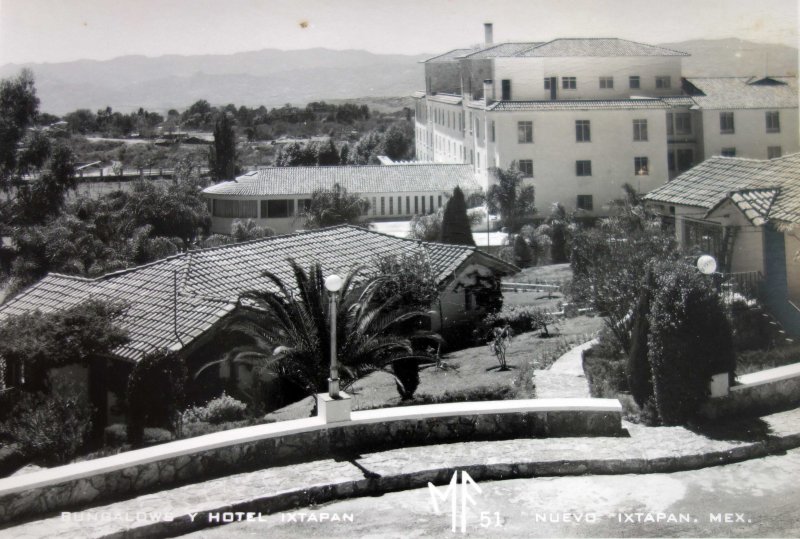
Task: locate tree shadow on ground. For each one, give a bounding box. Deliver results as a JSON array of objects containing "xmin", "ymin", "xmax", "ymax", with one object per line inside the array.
[
  {"xmin": 485, "ymin": 365, "xmax": 518, "ymax": 372},
  {"xmin": 687, "ymin": 416, "xmax": 773, "ymax": 442}
]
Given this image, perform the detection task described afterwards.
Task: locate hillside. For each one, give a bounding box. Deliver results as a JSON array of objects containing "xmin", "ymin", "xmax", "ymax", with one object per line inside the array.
[{"xmin": 0, "ymin": 48, "xmax": 429, "ymax": 115}]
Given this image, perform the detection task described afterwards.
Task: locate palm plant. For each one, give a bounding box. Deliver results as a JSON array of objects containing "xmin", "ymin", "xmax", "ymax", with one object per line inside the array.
[
  {"xmin": 300, "ymin": 183, "xmax": 368, "ymax": 229},
  {"xmin": 209, "ymin": 259, "xmax": 438, "ymax": 402},
  {"xmin": 486, "ymin": 164, "xmax": 536, "ymax": 233}
]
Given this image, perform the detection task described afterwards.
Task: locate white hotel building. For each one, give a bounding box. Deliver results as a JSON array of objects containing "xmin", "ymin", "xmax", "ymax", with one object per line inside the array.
[{"xmin": 414, "ymin": 23, "xmax": 798, "ymax": 216}]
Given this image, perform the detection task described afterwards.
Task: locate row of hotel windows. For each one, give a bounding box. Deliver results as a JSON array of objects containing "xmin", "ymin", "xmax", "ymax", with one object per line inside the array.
[
  {"xmin": 720, "ymin": 146, "xmax": 783, "ymax": 159},
  {"xmin": 536, "ymin": 75, "xmax": 670, "ymax": 92},
  {"xmin": 517, "ymin": 119, "xmax": 650, "ymax": 143},
  {"xmin": 720, "ymin": 111, "xmax": 781, "ymax": 134},
  {"xmin": 210, "ymin": 196, "xmax": 445, "ymax": 219},
  {"xmin": 513, "ymin": 157, "xmax": 651, "ymax": 178}
]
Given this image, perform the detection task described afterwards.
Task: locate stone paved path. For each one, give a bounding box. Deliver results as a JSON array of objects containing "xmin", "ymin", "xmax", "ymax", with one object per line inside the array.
[
  {"xmin": 4, "ymin": 407, "xmax": 799, "ymax": 539},
  {"xmin": 535, "ymin": 338, "xmax": 597, "ymax": 398}
]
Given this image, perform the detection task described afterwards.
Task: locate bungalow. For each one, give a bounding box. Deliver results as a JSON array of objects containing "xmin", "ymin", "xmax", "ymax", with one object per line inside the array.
[
  {"xmin": 201, "ymin": 163, "xmax": 482, "ymax": 235},
  {"xmin": 644, "ymin": 152, "xmax": 800, "ymax": 334},
  {"xmin": 0, "ymin": 226, "xmax": 517, "ymax": 424}
]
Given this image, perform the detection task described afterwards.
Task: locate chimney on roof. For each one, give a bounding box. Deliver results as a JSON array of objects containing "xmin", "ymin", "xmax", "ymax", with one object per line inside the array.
[
  {"xmin": 483, "ymin": 79, "xmax": 494, "ymax": 105},
  {"xmin": 484, "ymin": 23, "xmax": 493, "ymax": 47}
]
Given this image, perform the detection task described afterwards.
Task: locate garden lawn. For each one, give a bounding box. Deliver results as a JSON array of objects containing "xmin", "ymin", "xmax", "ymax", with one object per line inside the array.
[{"xmin": 264, "ymin": 314, "xmax": 603, "ymax": 423}]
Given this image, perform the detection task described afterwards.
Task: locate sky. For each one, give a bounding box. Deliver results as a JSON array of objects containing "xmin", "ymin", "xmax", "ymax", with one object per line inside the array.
[{"xmin": 0, "ymin": 0, "xmax": 798, "ymax": 65}]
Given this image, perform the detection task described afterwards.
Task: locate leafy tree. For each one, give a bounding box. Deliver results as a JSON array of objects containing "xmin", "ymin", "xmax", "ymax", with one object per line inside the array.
[
  {"xmin": 486, "ymin": 165, "xmax": 536, "ymax": 233},
  {"xmin": 439, "ymin": 186, "xmax": 475, "ymax": 246},
  {"xmin": 546, "ymin": 203, "xmax": 573, "ymax": 263},
  {"xmin": 301, "ymin": 183, "xmax": 367, "ymax": 228},
  {"xmin": 0, "ymin": 69, "xmax": 39, "ymax": 193},
  {"xmin": 209, "ymin": 113, "xmax": 238, "ymax": 181},
  {"xmin": 519, "ymin": 224, "xmax": 551, "ymax": 265},
  {"xmin": 126, "ymin": 349, "xmax": 188, "ymax": 445},
  {"xmin": 408, "ymin": 208, "xmax": 444, "ymax": 242},
  {"xmin": 647, "ymin": 262, "xmax": 736, "ymax": 425},
  {"xmin": 12, "ymin": 143, "xmax": 78, "ymax": 224},
  {"xmin": 512, "ymin": 234, "xmax": 533, "ymax": 268},
  {"xmin": 221, "ymin": 261, "xmax": 436, "ymax": 399},
  {"xmin": 316, "ymin": 138, "xmax": 340, "ymax": 166},
  {"xmin": 338, "ymin": 143, "xmax": 350, "ymax": 164},
  {"xmin": 373, "ymin": 252, "xmax": 439, "ymax": 310},
  {"xmin": 0, "ymin": 299, "xmax": 129, "ymax": 392}
]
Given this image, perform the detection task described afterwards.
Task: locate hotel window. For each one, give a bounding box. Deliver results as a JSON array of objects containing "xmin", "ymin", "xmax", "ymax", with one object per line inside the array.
[
  {"xmin": 634, "ymin": 157, "xmax": 649, "ymax": 175},
  {"xmin": 212, "ymin": 199, "xmax": 257, "ymax": 218},
  {"xmin": 262, "ymin": 199, "xmax": 293, "ymax": 218},
  {"xmin": 675, "ymin": 113, "xmax": 691, "ymax": 135},
  {"xmin": 362, "ymin": 199, "xmax": 370, "ymax": 216},
  {"xmin": 372, "ymin": 197, "xmax": 377, "ymax": 216},
  {"xmin": 405, "ymin": 196, "xmax": 410, "ymax": 214},
  {"xmin": 766, "ymin": 111, "xmax": 780, "ymax": 133},
  {"xmin": 576, "ymin": 160, "xmax": 592, "ymax": 176},
  {"xmin": 576, "ymin": 195, "xmax": 594, "ymax": 211},
  {"xmin": 633, "ymin": 119, "xmax": 648, "ymax": 141},
  {"xmin": 666, "ymin": 113, "xmax": 674, "ymax": 136},
  {"xmin": 544, "ymin": 78, "xmax": 551, "ymax": 90},
  {"xmin": 490, "ymin": 121, "xmax": 496, "ymax": 142},
  {"xmin": 517, "ymin": 121, "xmax": 533, "ymax": 143},
  {"xmin": 429, "ymin": 196, "xmax": 434, "ymax": 213},
  {"xmin": 389, "ymin": 197, "xmax": 393, "ymax": 215},
  {"xmin": 721, "ymin": 147, "xmax": 736, "ymax": 157},
  {"xmin": 655, "ymin": 76, "xmax": 671, "ymax": 89},
  {"xmin": 380, "ymin": 197, "xmax": 385, "ymax": 216},
  {"xmin": 562, "ymin": 76, "xmax": 577, "ymax": 90},
  {"xmin": 475, "ymin": 117, "xmax": 480, "ymax": 138},
  {"xmin": 676, "ymin": 149, "xmax": 694, "ymax": 171},
  {"xmin": 599, "ymin": 76, "xmax": 614, "ymax": 89},
  {"xmin": 768, "ymin": 146, "xmax": 782, "ymax": 159},
  {"xmin": 720, "ymin": 112, "xmax": 735, "ymax": 134},
  {"xmin": 421, "ymin": 196, "xmax": 426, "ymax": 214},
  {"xmin": 518, "ymin": 159, "xmax": 534, "ymax": 177},
  {"xmin": 501, "ymin": 79, "xmax": 512, "ymax": 100},
  {"xmin": 438, "ymin": 195, "xmax": 443, "ymax": 208},
  {"xmin": 414, "ymin": 196, "xmax": 419, "ymax": 214},
  {"xmin": 629, "ymin": 76, "xmax": 640, "ymax": 89},
  {"xmin": 575, "ymin": 120, "xmax": 591, "ymax": 142}
]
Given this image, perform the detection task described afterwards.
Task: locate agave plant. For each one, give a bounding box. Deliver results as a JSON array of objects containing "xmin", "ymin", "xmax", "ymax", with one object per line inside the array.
[{"xmin": 205, "ymin": 259, "xmax": 439, "ymax": 401}]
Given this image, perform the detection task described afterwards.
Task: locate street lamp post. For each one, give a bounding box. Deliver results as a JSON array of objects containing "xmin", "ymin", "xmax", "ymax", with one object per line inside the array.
[{"xmin": 324, "ymin": 274, "xmax": 344, "ymax": 399}]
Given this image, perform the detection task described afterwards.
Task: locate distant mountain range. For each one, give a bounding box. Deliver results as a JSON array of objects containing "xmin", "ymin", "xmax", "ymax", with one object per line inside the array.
[{"xmin": 0, "ymin": 39, "xmax": 796, "ymax": 115}]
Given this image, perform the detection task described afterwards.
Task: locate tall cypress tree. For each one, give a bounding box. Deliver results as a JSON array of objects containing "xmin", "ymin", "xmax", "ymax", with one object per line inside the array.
[
  {"xmin": 209, "ymin": 113, "xmax": 237, "ymax": 181},
  {"xmin": 439, "ymin": 186, "xmax": 475, "ymax": 246}
]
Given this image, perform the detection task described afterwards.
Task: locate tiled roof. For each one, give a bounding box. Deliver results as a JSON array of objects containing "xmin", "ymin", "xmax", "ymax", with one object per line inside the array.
[
  {"xmin": 515, "ymin": 38, "xmax": 689, "ymax": 57},
  {"xmin": 644, "ymin": 153, "xmax": 800, "ymax": 225},
  {"xmin": 487, "ymin": 99, "xmax": 670, "ymax": 111},
  {"xmin": 462, "ymin": 42, "xmax": 542, "ymax": 59},
  {"xmin": 0, "ymin": 227, "xmax": 518, "ymax": 362},
  {"xmin": 429, "ymin": 94, "xmax": 463, "ymax": 105},
  {"xmin": 726, "ymin": 189, "xmax": 780, "ymax": 226},
  {"xmin": 659, "ymin": 96, "xmax": 698, "ymax": 108},
  {"xmin": 423, "ymin": 48, "xmax": 478, "ymax": 63},
  {"xmin": 202, "ymin": 164, "xmax": 480, "ymax": 197},
  {"xmin": 684, "ymin": 77, "xmax": 798, "ymax": 109}
]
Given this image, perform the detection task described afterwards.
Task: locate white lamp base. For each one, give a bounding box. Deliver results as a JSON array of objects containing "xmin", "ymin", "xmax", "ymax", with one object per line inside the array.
[{"xmin": 317, "ymin": 391, "xmax": 352, "ymax": 423}]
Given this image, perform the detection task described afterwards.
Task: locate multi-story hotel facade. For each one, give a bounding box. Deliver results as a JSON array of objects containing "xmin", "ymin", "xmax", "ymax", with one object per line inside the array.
[{"xmin": 414, "ymin": 23, "xmax": 799, "ymax": 217}]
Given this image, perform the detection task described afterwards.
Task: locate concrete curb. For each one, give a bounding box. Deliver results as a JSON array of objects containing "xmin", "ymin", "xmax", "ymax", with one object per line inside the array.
[{"xmin": 23, "ymin": 427, "xmax": 800, "ymax": 539}]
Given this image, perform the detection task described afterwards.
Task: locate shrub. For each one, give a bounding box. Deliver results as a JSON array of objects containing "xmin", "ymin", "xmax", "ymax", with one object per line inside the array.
[
  {"xmin": 391, "ymin": 358, "xmax": 420, "ymax": 400},
  {"xmin": 729, "ymin": 300, "xmax": 777, "ymax": 352},
  {"xmin": 103, "ymin": 424, "xmax": 173, "ymax": 447},
  {"xmin": 512, "ymin": 234, "xmax": 533, "ymax": 268},
  {"xmin": 1, "ymin": 388, "xmax": 93, "ymax": 465},
  {"xmin": 736, "ymin": 344, "xmax": 800, "ymax": 375},
  {"xmin": 627, "ymin": 270, "xmax": 654, "ymax": 407},
  {"xmin": 582, "ymin": 346, "xmax": 627, "ymax": 398},
  {"xmin": 127, "ymin": 349, "xmax": 187, "ymax": 446},
  {"xmin": 648, "ymin": 262, "xmax": 736, "ymax": 425},
  {"xmin": 483, "ymin": 305, "xmax": 558, "ymax": 337},
  {"xmin": 182, "ymin": 393, "xmax": 248, "ymax": 424}
]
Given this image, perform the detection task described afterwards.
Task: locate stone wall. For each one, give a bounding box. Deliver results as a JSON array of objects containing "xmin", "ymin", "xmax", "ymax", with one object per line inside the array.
[
  {"xmin": 701, "ymin": 363, "xmax": 800, "ymax": 419},
  {"xmin": 0, "ymin": 399, "xmax": 621, "ymax": 525}
]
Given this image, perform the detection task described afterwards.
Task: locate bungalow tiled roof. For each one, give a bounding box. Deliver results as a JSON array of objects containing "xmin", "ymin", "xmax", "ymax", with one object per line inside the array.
[
  {"xmin": 644, "ymin": 153, "xmax": 800, "ymax": 226},
  {"xmin": 202, "ymin": 164, "xmax": 480, "ymax": 197},
  {"xmin": 423, "ymin": 48, "xmax": 479, "ymax": 63},
  {"xmin": 683, "ymin": 77, "xmax": 798, "ymax": 110},
  {"xmin": 487, "ymin": 99, "xmax": 670, "ymax": 112},
  {"xmin": 462, "ymin": 42, "xmax": 542, "ymax": 59},
  {"xmin": 0, "ymin": 226, "xmax": 517, "ymax": 362}
]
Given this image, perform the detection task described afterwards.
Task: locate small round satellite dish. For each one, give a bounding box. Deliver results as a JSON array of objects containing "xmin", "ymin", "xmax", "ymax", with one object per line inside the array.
[{"xmin": 697, "ymin": 255, "xmax": 717, "ymax": 275}]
